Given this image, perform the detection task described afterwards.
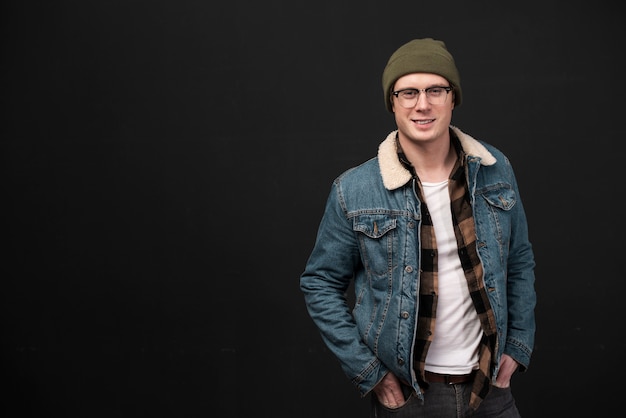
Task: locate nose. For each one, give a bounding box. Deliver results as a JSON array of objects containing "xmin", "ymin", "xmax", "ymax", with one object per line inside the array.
[{"xmin": 413, "ymin": 91, "xmax": 430, "ymax": 109}]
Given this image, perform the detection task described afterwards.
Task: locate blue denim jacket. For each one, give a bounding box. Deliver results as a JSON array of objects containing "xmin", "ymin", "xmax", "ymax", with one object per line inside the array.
[{"xmin": 300, "ymin": 126, "xmax": 536, "ymax": 398}]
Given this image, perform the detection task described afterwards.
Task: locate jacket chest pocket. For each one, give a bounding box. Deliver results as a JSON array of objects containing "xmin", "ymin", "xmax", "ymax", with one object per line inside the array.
[
  {"xmin": 353, "ymin": 214, "xmax": 397, "ymax": 278},
  {"xmin": 476, "ymin": 184, "xmax": 516, "ymax": 244}
]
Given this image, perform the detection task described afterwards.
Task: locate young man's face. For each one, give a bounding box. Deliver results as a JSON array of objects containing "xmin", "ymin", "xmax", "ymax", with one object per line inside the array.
[{"xmin": 391, "ymin": 73, "xmax": 455, "ymax": 146}]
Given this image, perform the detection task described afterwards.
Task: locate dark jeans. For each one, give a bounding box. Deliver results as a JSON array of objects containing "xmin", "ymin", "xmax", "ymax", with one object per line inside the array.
[{"xmin": 370, "ymin": 382, "xmax": 521, "ymax": 418}]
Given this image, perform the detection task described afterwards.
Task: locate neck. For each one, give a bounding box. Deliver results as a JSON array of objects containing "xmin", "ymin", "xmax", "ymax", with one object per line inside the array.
[{"xmin": 399, "ymin": 136, "xmax": 456, "ymax": 183}]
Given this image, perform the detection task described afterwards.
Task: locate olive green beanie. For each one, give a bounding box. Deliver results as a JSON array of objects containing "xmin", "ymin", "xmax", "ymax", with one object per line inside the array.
[{"xmin": 382, "ymin": 38, "xmax": 462, "ymax": 112}]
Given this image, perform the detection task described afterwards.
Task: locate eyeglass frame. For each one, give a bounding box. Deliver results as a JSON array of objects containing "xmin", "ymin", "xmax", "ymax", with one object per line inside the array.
[{"xmin": 391, "ymin": 86, "xmax": 454, "ymax": 107}]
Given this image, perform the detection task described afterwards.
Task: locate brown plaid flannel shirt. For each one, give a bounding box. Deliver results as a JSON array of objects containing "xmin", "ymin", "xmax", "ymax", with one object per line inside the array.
[{"xmin": 397, "ymin": 131, "xmax": 498, "ymax": 410}]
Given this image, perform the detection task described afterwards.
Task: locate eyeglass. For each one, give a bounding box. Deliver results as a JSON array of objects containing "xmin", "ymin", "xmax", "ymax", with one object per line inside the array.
[{"xmin": 392, "ymin": 86, "xmax": 453, "ymax": 107}]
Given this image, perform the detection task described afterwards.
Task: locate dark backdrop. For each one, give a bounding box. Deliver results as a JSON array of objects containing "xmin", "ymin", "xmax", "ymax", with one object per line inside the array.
[{"xmin": 2, "ymin": 1, "xmax": 624, "ymax": 417}]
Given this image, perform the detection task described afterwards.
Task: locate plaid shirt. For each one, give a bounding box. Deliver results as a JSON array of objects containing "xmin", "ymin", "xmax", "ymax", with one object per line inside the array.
[{"xmin": 397, "ymin": 131, "xmax": 498, "ymax": 410}]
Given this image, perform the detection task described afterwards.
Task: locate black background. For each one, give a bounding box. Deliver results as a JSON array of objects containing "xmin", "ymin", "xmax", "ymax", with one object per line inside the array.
[{"xmin": 2, "ymin": 1, "xmax": 624, "ymax": 417}]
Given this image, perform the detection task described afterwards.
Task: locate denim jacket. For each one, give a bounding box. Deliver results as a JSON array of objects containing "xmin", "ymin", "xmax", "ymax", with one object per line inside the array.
[{"xmin": 300, "ymin": 126, "xmax": 536, "ymax": 398}]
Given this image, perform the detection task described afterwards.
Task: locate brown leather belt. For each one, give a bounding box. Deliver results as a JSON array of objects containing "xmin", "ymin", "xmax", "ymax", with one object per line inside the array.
[{"xmin": 424, "ymin": 370, "xmax": 475, "ymax": 385}]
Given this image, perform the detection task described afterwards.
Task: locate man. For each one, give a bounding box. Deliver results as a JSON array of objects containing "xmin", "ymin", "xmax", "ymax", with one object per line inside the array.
[{"xmin": 299, "ymin": 38, "xmax": 536, "ymax": 417}]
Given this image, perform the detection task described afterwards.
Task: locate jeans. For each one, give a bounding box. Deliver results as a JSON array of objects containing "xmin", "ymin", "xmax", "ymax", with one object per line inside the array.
[{"xmin": 370, "ymin": 382, "xmax": 521, "ymax": 418}]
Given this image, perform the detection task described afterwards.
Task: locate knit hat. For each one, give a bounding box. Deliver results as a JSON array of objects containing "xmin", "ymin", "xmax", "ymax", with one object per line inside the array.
[{"xmin": 382, "ymin": 38, "xmax": 462, "ymax": 112}]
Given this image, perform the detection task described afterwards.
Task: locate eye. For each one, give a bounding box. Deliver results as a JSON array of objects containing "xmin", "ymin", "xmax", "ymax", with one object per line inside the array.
[
  {"xmin": 427, "ymin": 87, "xmax": 444, "ymax": 96},
  {"xmin": 400, "ymin": 89, "xmax": 418, "ymax": 98}
]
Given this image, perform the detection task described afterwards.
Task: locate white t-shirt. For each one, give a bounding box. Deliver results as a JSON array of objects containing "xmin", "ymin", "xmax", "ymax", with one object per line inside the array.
[{"xmin": 421, "ymin": 180, "xmax": 481, "ymax": 375}]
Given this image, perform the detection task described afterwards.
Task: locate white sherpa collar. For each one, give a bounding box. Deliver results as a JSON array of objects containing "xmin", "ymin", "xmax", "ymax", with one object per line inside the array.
[{"xmin": 378, "ymin": 125, "xmax": 497, "ymax": 190}]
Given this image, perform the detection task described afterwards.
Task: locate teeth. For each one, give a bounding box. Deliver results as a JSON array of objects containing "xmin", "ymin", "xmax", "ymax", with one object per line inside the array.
[{"xmin": 416, "ymin": 120, "xmax": 433, "ymax": 124}]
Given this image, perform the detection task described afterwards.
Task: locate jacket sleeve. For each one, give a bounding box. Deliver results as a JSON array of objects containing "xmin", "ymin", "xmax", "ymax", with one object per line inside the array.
[
  {"xmin": 299, "ymin": 180, "xmax": 387, "ymax": 395},
  {"xmin": 502, "ymin": 158, "xmax": 537, "ymax": 372}
]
